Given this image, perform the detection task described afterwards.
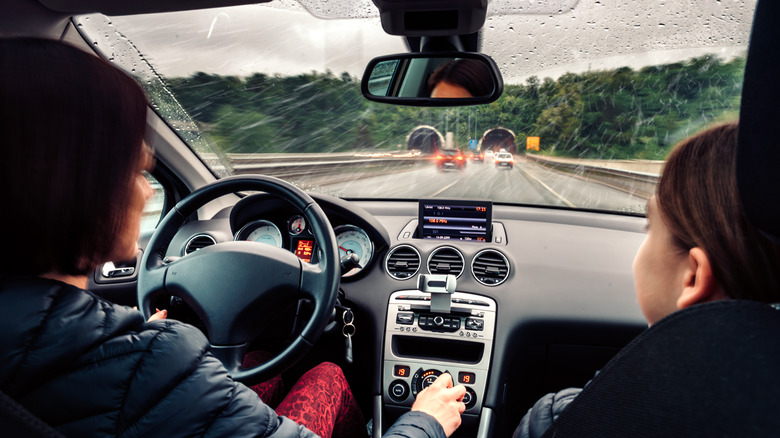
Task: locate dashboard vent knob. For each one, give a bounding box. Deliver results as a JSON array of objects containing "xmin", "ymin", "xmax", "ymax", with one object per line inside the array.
[
  {"xmin": 427, "ymin": 247, "xmax": 464, "ymax": 278},
  {"xmin": 472, "ymin": 249, "xmax": 510, "ymax": 286},
  {"xmin": 386, "ymin": 245, "xmax": 421, "ymax": 280},
  {"xmin": 184, "ymin": 234, "xmax": 217, "ymax": 255}
]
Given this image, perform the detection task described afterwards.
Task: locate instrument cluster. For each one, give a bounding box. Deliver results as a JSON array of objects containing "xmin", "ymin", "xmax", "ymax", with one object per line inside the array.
[{"xmin": 234, "ymin": 213, "xmax": 374, "ymax": 277}]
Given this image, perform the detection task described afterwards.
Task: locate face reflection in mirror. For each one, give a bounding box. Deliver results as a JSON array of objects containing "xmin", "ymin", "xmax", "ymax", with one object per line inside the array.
[
  {"xmin": 431, "ymin": 81, "xmax": 473, "ymax": 98},
  {"xmin": 426, "ymin": 59, "xmax": 493, "ymax": 98},
  {"xmin": 362, "ymin": 53, "xmax": 503, "ymax": 105}
]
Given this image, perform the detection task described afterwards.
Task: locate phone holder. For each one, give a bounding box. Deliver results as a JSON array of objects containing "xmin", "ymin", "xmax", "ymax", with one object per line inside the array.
[{"xmin": 418, "ymin": 274, "xmax": 456, "ymax": 313}]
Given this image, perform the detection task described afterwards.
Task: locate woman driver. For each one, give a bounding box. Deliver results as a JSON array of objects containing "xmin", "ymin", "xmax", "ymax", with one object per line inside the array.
[{"xmin": 0, "ymin": 37, "xmax": 465, "ymax": 438}]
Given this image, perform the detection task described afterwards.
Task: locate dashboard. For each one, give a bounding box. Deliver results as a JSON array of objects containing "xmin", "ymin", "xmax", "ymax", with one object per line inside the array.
[{"xmin": 132, "ymin": 193, "xmax": 649, "ymax": 437}]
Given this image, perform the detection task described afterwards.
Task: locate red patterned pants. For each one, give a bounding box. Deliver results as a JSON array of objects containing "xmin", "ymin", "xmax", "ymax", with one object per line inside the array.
[{"xmin": 243, "ymin": 351, "xmax": 366, "ymax": 438}]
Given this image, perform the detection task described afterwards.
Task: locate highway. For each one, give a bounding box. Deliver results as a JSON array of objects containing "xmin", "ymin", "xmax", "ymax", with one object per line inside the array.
[
  {"xmin": 141, "ymin": 154, "xmax": 653, "ymax": 231},
  {"xmin": 320, "ymin": 156, "xmax": 649, "ymax": 213}
]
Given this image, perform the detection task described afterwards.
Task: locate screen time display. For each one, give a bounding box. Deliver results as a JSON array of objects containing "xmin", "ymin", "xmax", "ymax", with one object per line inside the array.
[
  {"xmin": 418, "ymin": 199, "xmax": 492, "ymax": 241},
  {"xmin": 294, "ymin": 239, "xmax": 315, "ymax": 263}
]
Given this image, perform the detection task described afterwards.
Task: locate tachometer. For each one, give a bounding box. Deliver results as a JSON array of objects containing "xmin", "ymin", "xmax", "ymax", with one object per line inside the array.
[
  {"xmin": 335, "ymin": 225, "xmax": 373, "ymax": 277},
  {"xmin": 234, "ymin": 219, "xmax": 283, "ymax": 248}
]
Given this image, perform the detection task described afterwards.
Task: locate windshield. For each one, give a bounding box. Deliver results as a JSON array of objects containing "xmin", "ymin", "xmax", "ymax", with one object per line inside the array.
[{"xmin": 76, "ymin": 0, "xmax": 756, "ymax": 215}]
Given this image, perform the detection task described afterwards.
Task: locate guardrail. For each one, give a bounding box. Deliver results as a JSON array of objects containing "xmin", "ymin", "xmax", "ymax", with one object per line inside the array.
[
  {"xmin": 227, "ymin": 152, "xmax": 428, "ymax": 180},
  {"xmin": 524, "ymin": 155, "xmax": 661, "ymax": 199}
]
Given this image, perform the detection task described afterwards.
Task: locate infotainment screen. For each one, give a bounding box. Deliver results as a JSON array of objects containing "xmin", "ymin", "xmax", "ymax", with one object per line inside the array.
[{"xmin": 418, "ymin": 199, "xmax": 492, "ymax": 241}]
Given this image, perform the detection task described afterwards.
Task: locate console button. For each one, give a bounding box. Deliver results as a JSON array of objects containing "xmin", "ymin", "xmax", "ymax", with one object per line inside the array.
[
  {"xmin": 465, "ymin": 318, "xmax": 484, "ymax": 331},
  {"xmin": 396, "ymin": 313, "xmax": 414, "ymax": 325},
  {"xmin": 463, "ymin": 387, "xmax": 478, "ymax": 409},
  {"xmin": 389, "ymin": 380, "xmax": 409, "ymax": 402}
]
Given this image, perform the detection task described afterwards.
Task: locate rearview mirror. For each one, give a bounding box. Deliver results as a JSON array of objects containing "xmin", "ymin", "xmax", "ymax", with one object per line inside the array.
[{"xmin": 361, "ymin": 52, "xmax": 503, "ymax": 106}]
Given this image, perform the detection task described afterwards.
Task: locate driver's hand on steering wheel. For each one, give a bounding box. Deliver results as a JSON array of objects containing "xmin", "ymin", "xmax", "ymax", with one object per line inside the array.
[
  {"xmin": 410, "ymin": 373, "xmax": 466, "ymax": 437},
  {"xmin": 135, "ymin": 306, "xmax": 168, "ymax": 322}
]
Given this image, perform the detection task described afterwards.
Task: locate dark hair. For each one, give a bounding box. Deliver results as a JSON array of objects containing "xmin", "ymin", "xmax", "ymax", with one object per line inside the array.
[
  {"xmin": 657, "ymin": 121, "xmax": 780, "ymax": 302},
  {"xmin": 0, "ymin": 38, "xmax": 149, "ymax": 276},
  {"xmin": 426, "ymin": 59, "xmax": 494, "ymax": 97}
]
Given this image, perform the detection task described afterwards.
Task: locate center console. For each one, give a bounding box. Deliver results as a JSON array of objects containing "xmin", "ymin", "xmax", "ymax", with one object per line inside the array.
[{"xmin": 380, "ymin": 276, "xmax": 497, "ymax": 436}]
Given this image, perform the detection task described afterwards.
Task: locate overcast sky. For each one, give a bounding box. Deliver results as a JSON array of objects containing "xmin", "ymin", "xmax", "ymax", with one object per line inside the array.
[{"xmin": 107, "ymin": 0, "xmax": 756, "ymax": 84}]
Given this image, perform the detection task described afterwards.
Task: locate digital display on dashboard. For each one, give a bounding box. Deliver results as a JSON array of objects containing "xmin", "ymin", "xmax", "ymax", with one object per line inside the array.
[
  {"xmin": 418, "ymin": 199, "xmax": 492, "ymax": 241},
  {"xmin": 294, "ymin": 239, "xmax": 315, "ymax": 263}
]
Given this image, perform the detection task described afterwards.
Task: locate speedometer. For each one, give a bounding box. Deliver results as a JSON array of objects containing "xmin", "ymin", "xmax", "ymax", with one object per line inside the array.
[
  {"xmin": 234, "ymin": 219, "xmax": 283, "ymax": 248},
  {"xmin": 335, "ymin": 225, "xmax": 373, "ymax": 277}
]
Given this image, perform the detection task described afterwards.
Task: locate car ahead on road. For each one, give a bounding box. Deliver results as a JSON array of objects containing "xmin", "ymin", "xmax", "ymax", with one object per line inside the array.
[
  {"xmin": 494, "ymin": 152, "xmax": 514, "ymax": 169},
  {"xmin": 4, "ymin": 0, "xmax": 776, "ymax": 437},
  {"xmin": 437, "ymin": 149, "xmax": 467, "ymax": 171},
  {"xmin": 472, "ymin": 151, "xmax": 485, "ymax": 162}
]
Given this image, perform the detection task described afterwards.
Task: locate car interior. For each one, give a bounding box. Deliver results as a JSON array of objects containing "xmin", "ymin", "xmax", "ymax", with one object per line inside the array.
[{"xmin": 2, "ymin": 0, "xmax": 775, "ymax": 437}]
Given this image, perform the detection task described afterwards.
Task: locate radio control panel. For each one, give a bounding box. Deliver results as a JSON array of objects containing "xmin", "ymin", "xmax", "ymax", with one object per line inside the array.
[{"xmin": 382, "ymin": 290, "xmax": 496, "ymax": 415}]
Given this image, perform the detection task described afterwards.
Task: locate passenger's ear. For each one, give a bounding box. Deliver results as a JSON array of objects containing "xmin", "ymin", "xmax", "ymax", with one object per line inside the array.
[{"xmin": 677, "ymin": 247, "xmax": 725, "ymax": 309}]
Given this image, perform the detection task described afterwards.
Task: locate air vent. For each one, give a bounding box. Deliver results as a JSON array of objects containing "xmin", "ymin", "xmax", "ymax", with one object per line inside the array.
[
  {"xmin": 386, "ymin": 245, "xmax": 421, "ymax": 280},
  {"xmin": 472, "ymin": 249, "xmax": 510, "ymax": 286},
  {"xmin": 427, "ymin": 247, "xmax": 465, "ymax": 278},
  {"xmin": 184, "ymin": 234, "xmax": 216, "ymax": 255}
]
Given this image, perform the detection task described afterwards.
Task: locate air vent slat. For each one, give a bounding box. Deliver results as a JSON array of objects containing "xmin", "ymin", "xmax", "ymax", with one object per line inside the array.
[
  {"xmin": 386, "ymin": 245, "xmax": 421, "ymax": 280},
  {"xmin": 472, "ymin": 250, "xmax": 510, "ymax": 286},
  {"xmin": 427, "ymin": 247, "xmax": 464, "ymax": 278},
  {"xmin": 184, "ymin": 234, "xmax": 216, "ymax": 255}
]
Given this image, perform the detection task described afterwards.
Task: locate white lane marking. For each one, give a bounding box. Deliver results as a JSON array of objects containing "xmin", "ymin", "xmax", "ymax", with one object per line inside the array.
[
  {"xmin": 519, "ymin": 165, "xmax": 577, "ymax": 208},
  {"xmin": 430, "ymin": 178, "xmax": 464, "ymax": 197}
]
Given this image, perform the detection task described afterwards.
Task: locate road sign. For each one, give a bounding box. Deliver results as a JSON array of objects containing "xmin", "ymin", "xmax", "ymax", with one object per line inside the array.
[
  {"xmin": 526, "ymin": 136, "xmax": 540, "ymax": 151},
  {"xmin": 469, "ymin": 139, "xmax": 478, "ymax": 150}
]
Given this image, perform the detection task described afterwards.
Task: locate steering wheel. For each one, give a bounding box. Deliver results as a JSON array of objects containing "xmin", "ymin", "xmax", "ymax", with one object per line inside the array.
[{"xmin": 138, "ymin": 175, "xmax": 340, "ymax": 386}]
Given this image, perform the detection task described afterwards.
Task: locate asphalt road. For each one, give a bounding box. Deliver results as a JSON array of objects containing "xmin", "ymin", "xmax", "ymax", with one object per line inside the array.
[{"xmin": 321, "ymin": 156, "xmax": 648, "ymax": 214}]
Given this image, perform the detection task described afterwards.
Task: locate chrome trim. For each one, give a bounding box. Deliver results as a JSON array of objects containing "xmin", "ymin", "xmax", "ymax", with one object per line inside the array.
[
  {"xmin": 426, "ymin": 245, "xmax": 465, "ymax": 278},
  {"xmin": 385, "ymin": 244, "xmax": 421, "ymax": 280},
  {"xmin": 471, "ymin": 249, "xmax": 510, "ymax": 286}
]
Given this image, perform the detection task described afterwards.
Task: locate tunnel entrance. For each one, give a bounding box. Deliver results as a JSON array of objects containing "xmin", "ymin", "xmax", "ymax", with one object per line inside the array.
[
  {"xmin": 406, "ymin": 125, "xmax": 446, "ymax": 155},
  {"xmin": 479, "ymin": 127, "xmax": 517, "ymax": 154}
]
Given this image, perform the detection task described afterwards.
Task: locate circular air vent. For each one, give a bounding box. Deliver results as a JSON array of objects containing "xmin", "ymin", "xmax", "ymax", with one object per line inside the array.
[
  {"xmin": 385, "ymin": 245, "xmax": 421, "ymax": 280},
  {"xmin": 184, "ymin": 234, "xmax": 217, "ymax": 255},
  {"xmin": 471, "ymin": 249, "xmax": 510, "ymax": 286},
  {"xmin": 427, "ymin": 246, "xmax": 465, "ymax": 278}
]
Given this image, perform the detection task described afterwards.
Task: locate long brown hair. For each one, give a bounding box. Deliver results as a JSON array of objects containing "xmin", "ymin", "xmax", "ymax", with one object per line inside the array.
[
  {"xmin": 0, "ymin": 38, "xmax": 149, "ymax": 276},
  {"xmin": 657, "ymin": 121, "xmax": 780, "ymax": 301}
]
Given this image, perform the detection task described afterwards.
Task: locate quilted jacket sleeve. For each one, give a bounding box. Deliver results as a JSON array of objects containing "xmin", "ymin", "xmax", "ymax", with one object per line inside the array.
[
  {"xmin": 383, "ymin": 411, "xmax": 446, "ymax": 438},
  {"xmin": 99, "ymin": 320, "xmax": 318, "ymax": 438},
  {"xmin": 512, "ymin": 387, "xmax": 582, "ymax": 438},
  {"xmin": 0, "ymin": 277, "xmax": 317, "ymax": 438}
]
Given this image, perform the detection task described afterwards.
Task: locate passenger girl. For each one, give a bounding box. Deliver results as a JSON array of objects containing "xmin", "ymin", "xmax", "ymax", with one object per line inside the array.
[{"xmin": 514, "ymin": 121, "xmax": 780, "ymax": 437}]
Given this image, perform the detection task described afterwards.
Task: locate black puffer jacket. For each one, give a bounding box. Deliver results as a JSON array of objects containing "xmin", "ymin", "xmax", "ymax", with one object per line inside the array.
[
  {"xmin": 0, "ymin": 276, "xmax": 445, "ymax": 438},
  {"xmin": 512, "ymin": 388, "xmax": 582, "ymax": 438}
]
